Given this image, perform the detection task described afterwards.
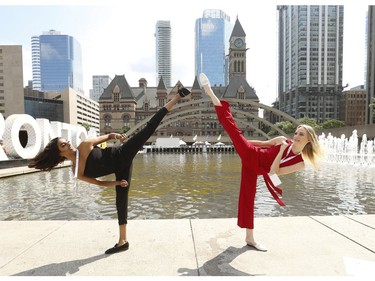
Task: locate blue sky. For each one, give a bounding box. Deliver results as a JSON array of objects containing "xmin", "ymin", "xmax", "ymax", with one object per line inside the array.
[{"xmin": 0, "ymin": 0, "xmax": 371, "ymax": 106}]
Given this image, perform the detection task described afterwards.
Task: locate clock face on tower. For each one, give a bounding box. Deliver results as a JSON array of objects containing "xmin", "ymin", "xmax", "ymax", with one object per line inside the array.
[{"xmin": 234, "ymin": 38, "xmax": 244, "ymax": 48}]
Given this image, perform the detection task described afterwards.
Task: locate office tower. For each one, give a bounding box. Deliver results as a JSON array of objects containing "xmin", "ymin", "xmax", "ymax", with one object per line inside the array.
[
  {"xmin": 54, "ymin": 88, "xmax": 100, "ymax": 133},
  {"xmin": 195, "ymin": 9, "xmax": 233, "ymax": 86},
  {"xmin": 0, "ymin": 45, "xmax": 25, "ymax": 117},
  {"xmin": 31, "ymin": 30, "xmax": 83, "ymax": 94},
  {"xmin": 341, "ymin": 86, "xmax": 367, "ymax": 126},
  {"xmin": 277, "ymin": 5, "xmax": 344, "ymax": 123},
  {"xmin": 366, "ymin": 6, "xmax": 375, "ymax": 124},
  {"xmin": 31, "ymin": 36, "xmax": 41, "ymax": 91},
  {"xmin": 90, "ymin": 75, "xmax": 111, "ymax": 101},
  {"xmin": 155, "ymin": 21, "xmax": 172, "ymax": 87}
]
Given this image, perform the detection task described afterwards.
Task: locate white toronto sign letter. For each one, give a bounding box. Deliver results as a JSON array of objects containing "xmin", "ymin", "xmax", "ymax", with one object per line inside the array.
[{"xmin": 0, "ymin": 112, "xmax": 88, "ymax": 160}]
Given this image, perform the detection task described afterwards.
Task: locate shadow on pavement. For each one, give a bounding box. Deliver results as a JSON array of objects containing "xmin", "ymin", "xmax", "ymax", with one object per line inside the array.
[
  {"xmin": 178, "ymin": 245, "xmax": 262, "ymax": 276},
  {"xmin": 12, "ymin": 254, "xmax": 109, "ymax": 276}
]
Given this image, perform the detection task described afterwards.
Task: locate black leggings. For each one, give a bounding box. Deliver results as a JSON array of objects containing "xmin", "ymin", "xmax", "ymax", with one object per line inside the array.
[{"xmin": 112, "ymin": 107, "xmax": 168, "ymax": 225}]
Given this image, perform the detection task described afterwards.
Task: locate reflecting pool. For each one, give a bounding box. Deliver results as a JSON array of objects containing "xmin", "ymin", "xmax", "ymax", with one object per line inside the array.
[{"xmin": 1, "ymin": 153, "xmax": 374, "ymax": 221}]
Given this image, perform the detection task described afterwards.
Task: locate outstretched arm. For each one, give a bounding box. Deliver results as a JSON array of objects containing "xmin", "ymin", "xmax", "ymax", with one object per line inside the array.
[
  {"xmin": 249, "ymin": 136, "xmax": 288, "ymax": 148},
  {"xmin": 77, "ymin": 174, "xmax": 128, "ymax": 188},
  {"xmin": 84, "ymin": 133, "xmax": 127, "ymax": 147}
]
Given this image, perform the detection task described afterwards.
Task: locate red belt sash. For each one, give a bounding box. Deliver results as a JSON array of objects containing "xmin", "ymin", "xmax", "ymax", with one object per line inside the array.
[{"xmin": 261, "ymin": 172, "xmax": 285, "ymax": 206}]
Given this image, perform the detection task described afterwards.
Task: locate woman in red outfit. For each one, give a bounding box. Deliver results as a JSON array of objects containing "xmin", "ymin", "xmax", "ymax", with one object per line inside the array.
[{"xmin": 199, "ymin": 73, "xmax": 322, "ymax": 252}]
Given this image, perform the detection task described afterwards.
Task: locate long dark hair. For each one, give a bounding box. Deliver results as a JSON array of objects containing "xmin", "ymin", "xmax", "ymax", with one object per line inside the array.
[{"xmin": 28, "ymin": 137, "xmax": 66, "ymax": 172}]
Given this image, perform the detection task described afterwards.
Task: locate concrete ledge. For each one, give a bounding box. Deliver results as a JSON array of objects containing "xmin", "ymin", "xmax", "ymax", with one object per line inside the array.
[
  {"xmin": 0, "ymin": 215, "xmax": 375, "ymax": 276},
  {"xmin": 0, "ymin": 161, "xmax": 70, "ymax": 178},
  {"xmin": 0, "ymin": 159, "xmax": 29, "ymax": 169}
]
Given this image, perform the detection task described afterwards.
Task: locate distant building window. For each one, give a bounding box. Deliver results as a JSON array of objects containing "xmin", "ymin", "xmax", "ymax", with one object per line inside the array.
[
  {"xmin": 104, "ymin": 115, "xmax": 111, "ymax": 127},
  {"xmin": 123, "ymin": 115, "xmax": 129, "ymax": 127},
  {"xmin": 158, "ymin": 99, "xmax": 165, "ymax": 107}
]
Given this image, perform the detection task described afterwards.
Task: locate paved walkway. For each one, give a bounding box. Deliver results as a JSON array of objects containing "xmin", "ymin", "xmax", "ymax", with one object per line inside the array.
[{"xmin": 0, "ymin": 215, "xmax": 375, "ymax": 276}]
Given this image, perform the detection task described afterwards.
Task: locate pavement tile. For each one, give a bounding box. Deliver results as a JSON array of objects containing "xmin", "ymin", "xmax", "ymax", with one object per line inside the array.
[
  {"xmin": 0, "ymin": 219, "xmax": 196, "ymax": 276},
  {"xmin": 311, "ymin": 215, "xmax": 375, "ymax": 253},
  {"xmin": 1, "ymin": 216, "xmax": 375, "ymax": 276},
  {"xmin": 191, "ymin": 216, "xmax": 375, "ymax": 276},
  {"xmin": 0, "ymin": 221, "xmax": 67, "ymax": 269},
  {"xmin": 346, "ymin": 214, "xmax": 375, "ymax": 229}
]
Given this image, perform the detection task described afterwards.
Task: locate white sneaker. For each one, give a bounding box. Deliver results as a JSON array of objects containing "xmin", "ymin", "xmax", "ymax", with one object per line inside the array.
[
  {"xmin": 199, "ymin": 73, "xmax": 210, "ymax": 87},
  {"xmin": 247, "ymin": 242, "xmax": 268, "ymax": 252}
]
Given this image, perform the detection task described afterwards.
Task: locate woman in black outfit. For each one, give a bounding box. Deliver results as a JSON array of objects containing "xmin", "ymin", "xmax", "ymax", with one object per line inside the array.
[{"xmin": 28, "ymin": 88, "xmax": 191, "ymax": 254}]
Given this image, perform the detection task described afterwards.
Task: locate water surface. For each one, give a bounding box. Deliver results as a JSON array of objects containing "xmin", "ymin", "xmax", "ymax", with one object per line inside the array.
[{"xmin": 1, "ymin": 153, "xmax": 374, "ymax": 221}]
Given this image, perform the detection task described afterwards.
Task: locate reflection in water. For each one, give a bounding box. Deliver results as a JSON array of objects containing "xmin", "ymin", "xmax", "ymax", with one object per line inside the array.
[{"xmin": 1, "ymin": 153, "xmax": 374, "ymax": 221}]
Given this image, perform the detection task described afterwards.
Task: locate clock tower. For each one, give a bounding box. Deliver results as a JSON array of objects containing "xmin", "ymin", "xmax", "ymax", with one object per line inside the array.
[{"xmin": 229, "ymin": 17, "xmax": 247, "ymax": 80}]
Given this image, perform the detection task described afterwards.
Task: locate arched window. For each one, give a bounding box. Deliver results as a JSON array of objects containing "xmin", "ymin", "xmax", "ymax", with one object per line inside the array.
[
  {"xmin": 237, "ymin": 85, "xmax": 245, "ymax": 99},
  {"xmin": 158, "ymin": 98, "xmax": 165, "ymax": 107},
  {"xmin": 104, "ymin": 115, "xmax": 111, "ymax": 127},
  {"xmin": 123, "ymin": 115, "xmax": 130, "ymax": 127},
  {"xmin": 113, "ymin": 85, "xmax": 120, "ymax": 101}
]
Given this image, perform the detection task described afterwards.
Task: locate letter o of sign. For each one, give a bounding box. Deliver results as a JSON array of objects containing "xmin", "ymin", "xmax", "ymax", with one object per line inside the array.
[{"xmin": 3, "ymin": 114, "xmax": 42, "ymax": 159}]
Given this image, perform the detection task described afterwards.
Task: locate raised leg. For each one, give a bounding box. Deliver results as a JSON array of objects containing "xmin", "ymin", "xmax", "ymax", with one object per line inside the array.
[{"xmin": 199, "ymin": 73, "xmax": 222, "ymax": 106}]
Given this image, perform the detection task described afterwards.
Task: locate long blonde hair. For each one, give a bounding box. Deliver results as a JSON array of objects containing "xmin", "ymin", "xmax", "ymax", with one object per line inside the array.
[{"xmin": 298, "ymin": 124, "xmax": 323, "ymax": 169}]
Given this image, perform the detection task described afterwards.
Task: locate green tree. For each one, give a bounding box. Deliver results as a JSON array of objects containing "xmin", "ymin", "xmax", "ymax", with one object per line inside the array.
[
  {"xmin": 120, "ymin": 126, "xmax": 130, "ymax": 134},
  {"xmin": 297, "ymin": 117, "xmax": 322, "ymax": 131},
  {"xmin": 370, "ymin": 97, "xmax": 375, "ymax": 108},
  {"xmin": 321, "ymin": 119, "xmax": 345, "ymax": 129},
  {"xmin": 260, "ymin": 123, "xmax": 271, "ymax": 134},
  {"xmin": 268, "ymin": 120, "xmax": 295, "ymax": 136},
  {"xmin": 81, "ymin": 122, "xmax": 91, "ymax": 132},
  {"xmin": 268, "ymin": 117, "xmax": 323, "ymax": 136}
]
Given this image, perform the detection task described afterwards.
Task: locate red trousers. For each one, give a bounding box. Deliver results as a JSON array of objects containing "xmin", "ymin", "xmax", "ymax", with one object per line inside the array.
[{"xmin": 215, "ymin": 101, "xmax": 284, "ymax": 229}]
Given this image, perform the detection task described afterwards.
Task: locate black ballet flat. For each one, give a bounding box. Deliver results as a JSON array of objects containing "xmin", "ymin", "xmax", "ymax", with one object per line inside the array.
[
  {"xmin": 104, "ymin": 241, "xmax": 129, "ymax": 254},
  {"xmin": 178, "ymin": 87, "xmax": 191, "ymax": 97}
]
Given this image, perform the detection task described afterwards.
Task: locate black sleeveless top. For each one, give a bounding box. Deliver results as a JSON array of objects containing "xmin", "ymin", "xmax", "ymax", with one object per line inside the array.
[{"xmin": 84, "ymin": 147, "xmax": 116, "ymax": 178}]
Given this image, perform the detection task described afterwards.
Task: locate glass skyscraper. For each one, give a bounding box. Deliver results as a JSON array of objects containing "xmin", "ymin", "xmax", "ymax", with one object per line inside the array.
[
  {"xmin": 278, "ymin": 5, "xmax": 344, "ymax": 123},
  {"xmin": 31, "ymin": 30, "xmax": 83, "ymax": 94},
  {"xmin": 195, "ymin": 9, "xmax": 233, "ymax": 86},
  {"xmin": 155, "ymin": 21, "xmax": 171, "ymax": 87}
]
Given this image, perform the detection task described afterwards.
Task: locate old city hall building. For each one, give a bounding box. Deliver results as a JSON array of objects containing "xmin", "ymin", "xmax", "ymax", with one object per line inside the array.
[{"xmin": 98, "ymin": 18, "xmax": 260, "ymax": 144}]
